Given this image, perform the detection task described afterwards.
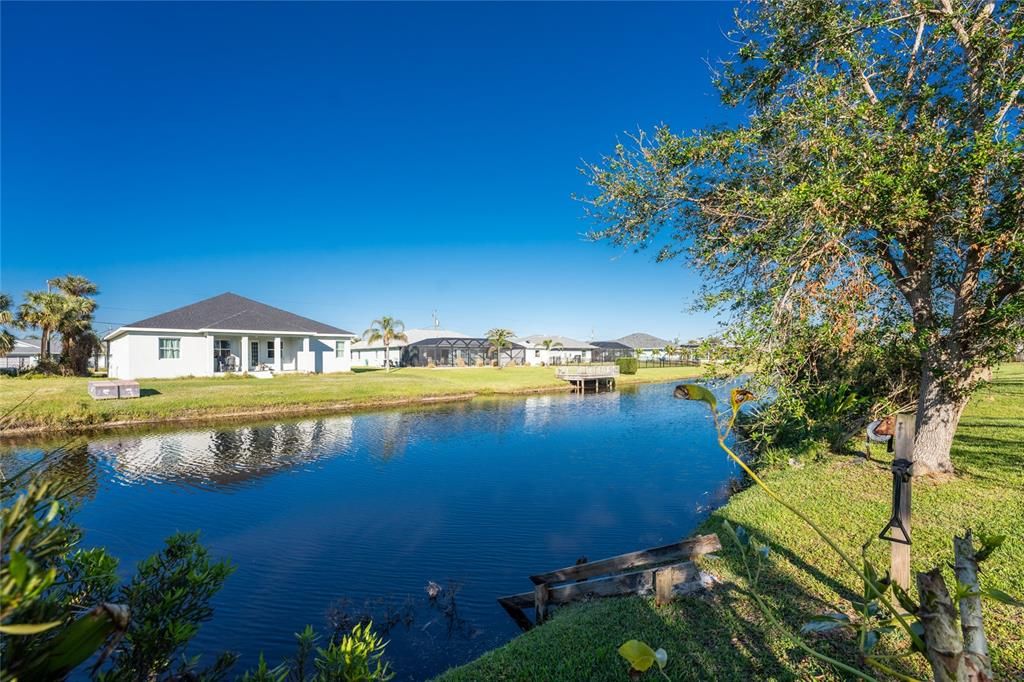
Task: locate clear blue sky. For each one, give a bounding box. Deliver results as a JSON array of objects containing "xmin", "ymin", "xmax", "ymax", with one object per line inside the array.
[{"xmin": 2, "ymin": 1, "xmax": 741, "ymax": 341}]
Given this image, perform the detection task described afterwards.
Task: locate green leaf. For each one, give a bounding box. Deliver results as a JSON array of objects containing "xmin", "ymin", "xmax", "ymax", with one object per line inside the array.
[
  {"xmin": 975, "ymin": 532, "xmax": 1006, "ymax": 563},
  {"xmin": 0, "ymin": 621, "xmax": 63, "ymax": 635},
  {"xmin": 9, "ymin": 549, "xmax": 28, "ymax": 586},
  {"xmin": 891, "ymin": 582, "xmax": 918, "ymax": 615},
  {"xmin": 618, "ymin": 639, "xmax": 658, "ymax": 672},
  {"xmin": 863, "ymin": 630, "xmax": 880, "ymax": 653},
  {"xmin": 735, "ymin": 526, "xmax": 749, "ymax": 547},
  {"xmin": 654, "ymin": 647, "xmax": 668, "ymax": 671},
  {"xmin": 801, "ymin": 613, "xmax": 850, "ymax": 634},
  {"xmin": 909, "ymin": 621, "xmax": 926, "ymax": 653},
  {"xmin": 37, "ymin": 604, "xmax": 129, "ymax": 677},
  {"xmin": 674, "ymin": 384, "xmax": 717, "ymax": 413},
  {"xmin": 981, "ymin": 587, "xmax": 1024, "ymax": 608}
]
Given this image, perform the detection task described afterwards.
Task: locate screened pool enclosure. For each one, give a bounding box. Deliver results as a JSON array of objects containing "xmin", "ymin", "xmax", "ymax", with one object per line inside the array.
[{"xmin": 401, "ymin": 337, "xmax": 527, "ymax": 367}]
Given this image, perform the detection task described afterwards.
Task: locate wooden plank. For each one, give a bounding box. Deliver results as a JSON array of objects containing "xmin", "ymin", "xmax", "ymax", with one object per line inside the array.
[
  {"xmin": 497, "ymin": 597, "xmax": 534, "ymax": 631},
  {"xmin": 891, "ymin": 413, "xmax": 915, "ymax": 592},
  {"xmin": 529, "ymin": 534, "xmax": 720, "ymax": 585},
  {"xmin": 534, "ymin": 583, "xmax": 549, "ymax": 625},
  {"xmin": 501, "ymin": 560, "xmax": 698, "ymax": 611}
]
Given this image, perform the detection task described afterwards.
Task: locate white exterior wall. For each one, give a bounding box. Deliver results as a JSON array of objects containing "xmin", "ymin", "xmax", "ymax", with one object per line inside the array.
[
  {"xmin": 318, "ymin": 337, "xmax": 352, "ymax": 374},
  {"xmin": 351, "ymin": 347, "xmax": 401, "ymax": 367},
  {"xmin": 108, "ymin": 331, "xmax": 353, "ymax": 379},
  {"xmin": 522, "ymin": 346, "xmax": 593, "ymax": 366},
  {"xmin": 108, "ymin": 331, "xmax": 211, "ymax": 379}
]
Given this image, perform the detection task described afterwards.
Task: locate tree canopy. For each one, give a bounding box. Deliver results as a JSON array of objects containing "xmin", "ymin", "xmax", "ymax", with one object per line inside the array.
[{"xmin": 582, "ymin": 0, "xmax": 1022, "ymax": 474}]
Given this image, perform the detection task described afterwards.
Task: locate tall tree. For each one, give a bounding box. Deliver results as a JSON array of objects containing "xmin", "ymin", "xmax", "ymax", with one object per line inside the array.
[
  {"xmin": 487, "ymin": 329, "xmax": 516, "ymax": 368},
  {"xmin": 17, "ymin": 292, "xmax": 68, "ymax": 364},
  {"xmin": 0, "ymin": 294, "xmax": 14, "ymax": 357},
  {"xmin": 363, "ymin": 317, "xmax": 408, "ymax": 373},
  {"xmin": 582, "ymin": 0, "xmax": 1023, "ymax": 476},
  {"xmin": 52, "ymin": 276, "xmax": 100, "ymax": 374}
]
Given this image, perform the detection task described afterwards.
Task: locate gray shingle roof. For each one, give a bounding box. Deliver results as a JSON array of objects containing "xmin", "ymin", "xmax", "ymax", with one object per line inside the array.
[
  {"xmin": 615, "ymin": 332, "xmax": 672, "ymax": 349},
  {"xmin": 116, "ymin": 293, "xmax": 352, "ymax": 335}
]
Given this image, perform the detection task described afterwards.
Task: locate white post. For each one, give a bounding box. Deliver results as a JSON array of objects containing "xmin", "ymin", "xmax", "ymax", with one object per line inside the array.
[
  {"xmin": 302, "ymin": 336, "xmax": 311, "ymax": 373},
  {"xmin": 241, "ymin": 335, "xmax": 249, "ymax": 372},
  {"xmin": 274, "ymin": 336, "xmax": 282, "ymax": 371},
  {"xmin": 205, "ymin": 333, "xmax": 215, "ymax": 375}
]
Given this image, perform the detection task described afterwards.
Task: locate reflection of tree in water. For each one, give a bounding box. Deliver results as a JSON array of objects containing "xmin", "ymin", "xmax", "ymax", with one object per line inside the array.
[{"xmin": 0, "ymin": 442, "xmax": 100, "ymax": 504}]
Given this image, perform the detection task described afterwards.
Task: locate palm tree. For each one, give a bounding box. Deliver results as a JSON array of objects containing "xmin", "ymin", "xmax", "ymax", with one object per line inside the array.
[
  {"xmin": 0, "ymin": 293, "xmax": 15, "ymax": 357},
  {"xmin": 540, "ymin": 338, "xmax": 563, "ymax": 365},
  {"xmin": 486, "ymin": 328, "xmax": 515, "ymax": 369},
  {"xmin": 363, "ymin": 316, "xmax": 408, "ymax": 373},
  {"xmin": 17, "ymin": 291, "xmax": 68, "ymax": 362}
]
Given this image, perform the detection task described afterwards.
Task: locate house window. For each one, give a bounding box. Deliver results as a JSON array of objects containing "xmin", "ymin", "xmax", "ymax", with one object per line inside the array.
[
  {"xmin": 266, "ymin": 340, "xmax": 275, "ymax": 360},
  {"xmin": 214, "ymin": 340, "xmax": 231, "ymax": 360},
  {"xmin": 250, "ymin": 341, "xmax": 260, "ymax": 364},
  {"xmin": 158, "ymin": 338, "xmax": 180, "ymax": 359},
  {"xmin": 336, "ymin": 341, "xmax": 345, "ymax": 358}
]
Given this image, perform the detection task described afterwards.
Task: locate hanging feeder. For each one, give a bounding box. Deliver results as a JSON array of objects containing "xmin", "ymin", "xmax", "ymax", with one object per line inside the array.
[{"xmin": 878, "ymin": 458, "xmax": 913, "ymax": 545}]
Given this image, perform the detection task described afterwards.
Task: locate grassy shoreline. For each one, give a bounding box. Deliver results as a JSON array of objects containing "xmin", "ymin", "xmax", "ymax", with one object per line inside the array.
[
  {"xmin": 438, "ymin": 364, "xmax": 1024, "ymax": 681},
  {"xmin": 0, "ymin": 366, "xmax": 705, "ymax": 436}
]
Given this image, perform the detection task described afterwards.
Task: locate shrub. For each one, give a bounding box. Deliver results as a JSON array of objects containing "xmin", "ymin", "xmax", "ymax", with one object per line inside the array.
[{"xmin": 616, "ymin": 357, "xmax": 638, "ymax": 375}]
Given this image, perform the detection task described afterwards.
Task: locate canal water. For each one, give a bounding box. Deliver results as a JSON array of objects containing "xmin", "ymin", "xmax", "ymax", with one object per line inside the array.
[{"xmin": 1, "ymin": 381, "xmax": 739, "ymax": 680}]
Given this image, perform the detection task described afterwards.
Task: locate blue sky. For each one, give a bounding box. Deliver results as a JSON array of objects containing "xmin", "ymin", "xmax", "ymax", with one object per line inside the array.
[{"xmin": 2, "ymin": 2, "xmax": 741, "ymax": 341}]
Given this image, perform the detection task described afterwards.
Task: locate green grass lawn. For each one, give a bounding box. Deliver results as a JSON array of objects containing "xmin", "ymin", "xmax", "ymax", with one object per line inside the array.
[
  {"xmin": 0, "ymin": 366, "xmax": 705, "ymax": 433},
  {"xmin": 438, "ymin": 364, "xmax": 1024, "ymax": 681}
]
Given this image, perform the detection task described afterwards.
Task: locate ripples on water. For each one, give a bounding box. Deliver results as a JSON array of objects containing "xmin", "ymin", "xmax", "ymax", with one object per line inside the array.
[{"xmin": 1, "ymin": 381, "xmax": 740, "ymax": 680}]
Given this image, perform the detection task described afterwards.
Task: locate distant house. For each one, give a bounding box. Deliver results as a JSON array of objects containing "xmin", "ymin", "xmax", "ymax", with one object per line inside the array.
[
  {"xmin": 590, "ymin": 340, "xmax": 633, "ymax": 363},
  {"xmin": 351, "ymin": 328, "xmax": 469, "ymax": 368},
  {"xmin": 0, "ymin": 337, "xmax": 61, "ymax": 373},
  {"xmin": 104, "ymin": 293, "xmax": 356, "ymax": 379},
  {"xmin": 403, "ymin": 336, "xmax": 526, "ymax": 367},
  {"xmin": 515, "ymin": 335, "xmax": 596, "ymax": 366}
]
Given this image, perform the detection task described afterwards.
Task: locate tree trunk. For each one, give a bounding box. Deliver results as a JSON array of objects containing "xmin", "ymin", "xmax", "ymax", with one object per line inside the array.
[
  {"xmin": 952, "ymin": 532, "xmax": 992, "ymax": 680},
  {"xmin": 39, "ymin": 327, "xmax": 51, "ymax": 362},
  {"xmin": 913, "ymin": 364, "xmax": 967, "ymax": 477},
  {"xmin": 917, "ymin": 568, "xmax": 967, "ymax": 681},
  {"xmin": 384, "ymin": 341, "xmax": 390, "ymax": 373}
]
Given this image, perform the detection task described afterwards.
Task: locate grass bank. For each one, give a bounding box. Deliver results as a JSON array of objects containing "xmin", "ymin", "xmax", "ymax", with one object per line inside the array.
[
  {"xmin": 439, "ymin": 364, "xmax": 1024, "ymax": 681},
  {"xmin": 0, "ymin": 366, "xmax": 705, "ymax": 435}
]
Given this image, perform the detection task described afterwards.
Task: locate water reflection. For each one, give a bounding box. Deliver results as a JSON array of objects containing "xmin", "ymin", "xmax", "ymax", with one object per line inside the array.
[
  {"xmin": 0, "ymin": 382, "xmax": 739, "ymax": 680},
  {"xmin": 88, "ymin": 418, "xmax": 354, "ymax": 488}
]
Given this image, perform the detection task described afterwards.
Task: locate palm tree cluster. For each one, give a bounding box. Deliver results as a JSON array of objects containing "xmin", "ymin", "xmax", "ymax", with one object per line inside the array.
[{"xmin": 1, "ymin": 275, "xmax": 101, "ymax": 375}]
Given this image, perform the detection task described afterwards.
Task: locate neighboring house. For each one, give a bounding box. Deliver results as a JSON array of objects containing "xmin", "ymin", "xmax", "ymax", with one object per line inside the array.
[
  {"xmin": 611, "ymin": 332, "xmax": 673, "ymax": 360},
  {"xmin": 104, "ymin": 293, "xmax": 356, "ymax": 379},
  {"xmin": 591, "ymin": 340, "xmax": 633, "ymax": 363},
  {"xmin": 515, "ymin": 335, "xmax": 596, "ymax": 366},
  {"xmin": 0, "ymin": 337, "xmax": 62, "ymax": 373},
  {"xmin": 351, "ymin": 328, "xmax": 469, "ymax": 368},
  {"xmin": 403, "ymin": 336, "xmax": 526, "ymax": 367}
]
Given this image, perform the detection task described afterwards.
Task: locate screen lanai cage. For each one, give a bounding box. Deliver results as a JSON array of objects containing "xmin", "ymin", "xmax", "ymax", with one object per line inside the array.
[{"xmin": 401, "ymin": 337, "xmax": 527, "ymax": 367}]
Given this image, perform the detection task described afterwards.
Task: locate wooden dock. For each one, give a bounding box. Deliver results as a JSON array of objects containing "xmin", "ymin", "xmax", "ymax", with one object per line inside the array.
[
  {"xmin": 555, "ymin": 365, "xmax": 619, "ymax": 393},
  {"xmin": 498, "ymin": 533, "xmax": 722, "ymax": 629}
]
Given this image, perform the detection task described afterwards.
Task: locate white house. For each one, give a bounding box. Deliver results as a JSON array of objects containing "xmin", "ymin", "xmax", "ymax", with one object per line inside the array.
[
  {"xmin": 0, "ymin": 337, "xmax": 62, "ymax": 373},
  {"xmin": 350, "ymin": 327, "xmax": 469, "ymax": 368},
  {"xmin": 515, "ymin": 334, "xmax": 596, "ymax": 366},
  {"xmin": 104, "ymin": 293, "xmax": 356, "ymax": 379}
]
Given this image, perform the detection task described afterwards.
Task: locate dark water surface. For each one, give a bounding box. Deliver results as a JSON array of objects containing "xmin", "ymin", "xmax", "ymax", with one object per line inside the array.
[{"xmin": 2, "ymin": 381, "xmax": 739, "ymax": 680}]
